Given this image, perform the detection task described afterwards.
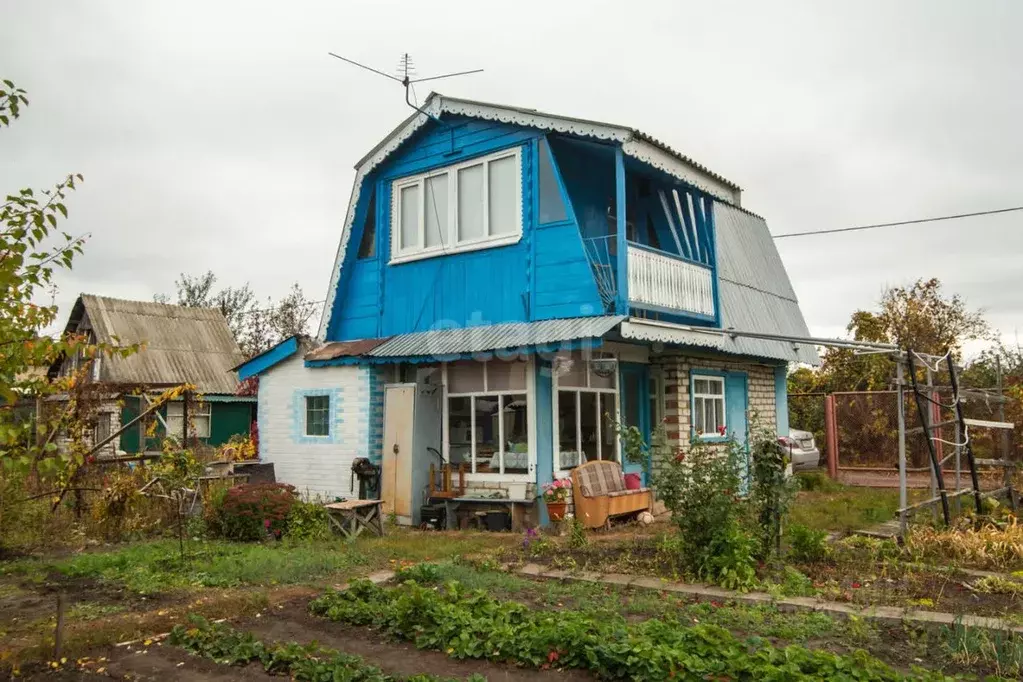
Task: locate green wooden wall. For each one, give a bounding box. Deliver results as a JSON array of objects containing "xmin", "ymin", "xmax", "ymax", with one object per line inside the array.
[{"xmin": 118, "ymin": 398, "xmax": 255, "ymax": 454}]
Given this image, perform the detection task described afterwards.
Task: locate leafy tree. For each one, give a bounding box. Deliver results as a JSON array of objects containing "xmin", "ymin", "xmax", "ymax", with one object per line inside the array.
[
  {"xmin": 155, "ymin": 270, "xmax": 255, "ymax": 343},
  {"xmin": 0, "ymin": 80, "xmax": 137, "ymax": 484},
  {"xmin": 157, "ymin": 274, "xmax": 317, "ymax": 358},
  {"xmin": 807, "ymin": 278, "xmax": 991, "ymax": 393},
  {"xmin": 241, "ymin": 283, "xmax": 316, "ymax": 357}
]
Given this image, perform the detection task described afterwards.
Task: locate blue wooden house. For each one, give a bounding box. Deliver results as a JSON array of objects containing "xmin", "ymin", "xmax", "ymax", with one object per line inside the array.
[{"xmin": 237, "ymin": 94, "xmax": 817, "ymax": 525}]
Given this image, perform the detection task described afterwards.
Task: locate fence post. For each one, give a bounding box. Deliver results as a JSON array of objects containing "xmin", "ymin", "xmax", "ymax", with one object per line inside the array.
[{"xmin": 825, "ymin": 394, "xmax": 839, "ymax": 479}]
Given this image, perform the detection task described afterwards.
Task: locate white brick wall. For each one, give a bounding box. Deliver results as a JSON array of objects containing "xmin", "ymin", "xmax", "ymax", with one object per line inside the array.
[
  {"xmin": 653, "ymin": 353, "xmax": 779, "ymax": 474},
  {"xmin": 257, "ymin": 355, "xmax": 375, "ymax": 500}
]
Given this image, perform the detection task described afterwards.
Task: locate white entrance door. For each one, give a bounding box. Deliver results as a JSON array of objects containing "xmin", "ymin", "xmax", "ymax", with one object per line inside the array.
[{"xmin": 382, "ymin": 385, "xmax": 415, "ymax": 522}]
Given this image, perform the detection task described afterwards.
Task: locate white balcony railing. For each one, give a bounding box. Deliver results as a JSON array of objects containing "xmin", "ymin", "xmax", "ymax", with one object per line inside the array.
[{"xmin": 627, "ymin": 243, "xmax": 714, "ymax": 317}]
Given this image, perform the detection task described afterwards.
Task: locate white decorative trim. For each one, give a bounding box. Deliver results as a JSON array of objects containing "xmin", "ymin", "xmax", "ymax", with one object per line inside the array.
[
  {"xmin": 621, "ymin": 140, "xmax": 740, "ymax": 205},
  {"xmin": 439, "ymin": 100, "xmax": 630, "ymax": 142}
]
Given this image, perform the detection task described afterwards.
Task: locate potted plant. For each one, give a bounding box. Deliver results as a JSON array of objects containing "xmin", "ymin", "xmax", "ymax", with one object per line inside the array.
[{"xmin": 542, "ymin": 478, "xmax": 572, "ymax": 521}]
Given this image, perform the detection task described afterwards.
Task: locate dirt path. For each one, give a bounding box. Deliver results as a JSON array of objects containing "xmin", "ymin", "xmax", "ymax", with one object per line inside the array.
[{"xmin": 243, "ymin": 602, "xmax": 596, "ymax": 681}]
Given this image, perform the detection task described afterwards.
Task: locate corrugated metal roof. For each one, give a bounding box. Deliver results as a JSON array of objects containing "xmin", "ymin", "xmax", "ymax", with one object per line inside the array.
[
  {"xmin": 355, "ymin": 94, "xmax": 741, "ymax": 193},
  {"xmin": 620, "ymin": 204, "xmax": 819, "ymax": 365},
  {"xmin": 73, "ymin": 295, "xmax": 245, "ymax": 394},
  {"xmin": 305, "ymin": 337, "xmax": 390, "ymax": 361},
  {"xmin": 368, "ymin": 316, "xmax": 626, "ymax": 359}
]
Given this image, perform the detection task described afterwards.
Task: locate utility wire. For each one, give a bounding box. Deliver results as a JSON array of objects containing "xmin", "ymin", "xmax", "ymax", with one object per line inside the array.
[{"xmin": 772, "ymin": 205, "xmax": 1023, "ymax": 239}]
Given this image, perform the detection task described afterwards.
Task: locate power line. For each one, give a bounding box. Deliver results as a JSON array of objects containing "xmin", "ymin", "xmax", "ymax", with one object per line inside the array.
[{"xmin": 772, "ymin": 205, "xmax": 1023, "ymax": 239}]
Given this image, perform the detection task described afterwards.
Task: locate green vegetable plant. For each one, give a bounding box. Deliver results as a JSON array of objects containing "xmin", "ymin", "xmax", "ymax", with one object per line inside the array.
[
  {"xmin": 170, "ymin": 615, "xmax": 485, "ymax": 681},
  {"xmin": 309, "ymin": 579, "xmax": 975, "ymax": 681},
  {"xmin": 788, "ymin": 524, "xmax": 832, "ymax": 564}
]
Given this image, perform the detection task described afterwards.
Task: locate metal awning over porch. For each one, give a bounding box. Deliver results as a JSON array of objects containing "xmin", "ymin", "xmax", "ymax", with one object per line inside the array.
[{"xmin": 305, "ymin": 316, "xmax": 626, "ymax": 365}]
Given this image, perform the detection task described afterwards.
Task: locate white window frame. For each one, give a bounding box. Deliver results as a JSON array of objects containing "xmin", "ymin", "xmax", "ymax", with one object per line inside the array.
[
  {"xmin": 442, "ymin": 358, "xmax": 535, "ymax": 482},
  {"xmin": 304, "ymin": 394, "xmax": 331, "ymax": 438},
  {"xmin": 166, "ymin": 400, "xmax": 212, "ymax": 439},
  {"xmin": 389, "ymin": 147, "xmax": 523, "ymax": 264},
  {"xmin": 692, "ymin": 374, "xmax": 726, "ymax": 439},
  {"xmin": 553, "ymin": 354, "xmax": 620, "ymax": 476}
]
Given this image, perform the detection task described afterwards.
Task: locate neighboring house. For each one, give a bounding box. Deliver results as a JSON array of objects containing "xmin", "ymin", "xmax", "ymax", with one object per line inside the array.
[
  {"xmin": 237, "ymin": 94, "xmax": 818, "ymax": 523},
  {"xmin": 51, "ymin": 295, "xmax": 256, "ymax": 455}
]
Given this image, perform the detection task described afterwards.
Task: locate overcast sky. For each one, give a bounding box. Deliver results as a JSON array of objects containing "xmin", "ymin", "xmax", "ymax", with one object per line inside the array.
[{"xmin": 3, "ymin": 1, "xmax": 1021, "ymax": 356}]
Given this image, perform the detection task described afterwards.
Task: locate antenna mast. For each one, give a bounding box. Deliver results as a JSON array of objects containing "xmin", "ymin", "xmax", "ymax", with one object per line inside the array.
[{"xmin": 327, "ymin": 51, "xmax": 483, "ymax": 119}]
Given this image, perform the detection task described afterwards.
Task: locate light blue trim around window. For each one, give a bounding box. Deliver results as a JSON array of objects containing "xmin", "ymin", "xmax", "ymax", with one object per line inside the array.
[
  {"xmin": 689, "ymin": 368, "xmax": 728, "ymax": 443},
  {"xmin": 291, "ymin": 388, "xmax": 343, "ymax": 444}
]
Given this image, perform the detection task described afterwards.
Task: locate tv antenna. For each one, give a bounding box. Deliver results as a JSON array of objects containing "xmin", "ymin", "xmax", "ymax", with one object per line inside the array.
[{"xmin": 327, "ymin": 51, "xmax": 483, "ymax": 120}]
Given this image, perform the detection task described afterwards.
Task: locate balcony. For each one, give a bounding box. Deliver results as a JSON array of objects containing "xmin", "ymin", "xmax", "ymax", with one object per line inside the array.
[{"xmin": 627, "ymin": 242, "xmax": 714, "ymax": 317}]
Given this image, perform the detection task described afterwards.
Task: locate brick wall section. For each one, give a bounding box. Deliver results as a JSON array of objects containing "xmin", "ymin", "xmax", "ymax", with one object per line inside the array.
[
  {"xmin": 257, "ymin": 355, "xmax": 374, "ymax": 500},
  {"xmin": 652, "ymin": 353, "xmax": 779, "ymax": 477}
]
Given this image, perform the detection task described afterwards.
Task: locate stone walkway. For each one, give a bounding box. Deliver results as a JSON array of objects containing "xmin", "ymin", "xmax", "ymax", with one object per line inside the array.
[{"xmin": 514, "ymin": 562, "xmax": 1023, "ymax": 634}]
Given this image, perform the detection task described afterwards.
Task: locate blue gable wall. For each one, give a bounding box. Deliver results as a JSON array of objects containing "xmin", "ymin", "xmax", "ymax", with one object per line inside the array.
[{"xmin": 326, "ymin": 118, "xmax": 603, "ymax": 341}]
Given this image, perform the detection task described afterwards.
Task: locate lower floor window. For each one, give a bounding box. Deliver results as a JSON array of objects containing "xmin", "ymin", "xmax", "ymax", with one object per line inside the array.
[
  {"xmin": 445, "ymin": 360, "xmax": 530, "ymax": 476},
  {"xmin": 94, "ymin": 412, "xmax": 112, "ymax": 444},
  {"xmin": 166, "ymin": 400, "xmax": 212, "ymax": 439},
  {"xmin": 557, "ymin": 390, "xmax": 617, "ymax": 470},
  {"xmin": 692, "ymin": 375, "xmax": 725, "ymax": 437}
]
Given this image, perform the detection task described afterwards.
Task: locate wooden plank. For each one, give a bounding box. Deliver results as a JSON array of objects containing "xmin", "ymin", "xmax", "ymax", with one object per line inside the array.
[{"xmin": 963, "ymin": 418, "xmax": 1015, "ymax": 430}]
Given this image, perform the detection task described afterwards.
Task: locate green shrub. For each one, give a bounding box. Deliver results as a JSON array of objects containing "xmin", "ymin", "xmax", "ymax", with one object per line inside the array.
[
  {"xmin": 286, "ymin": 500, "xmax": 330, "ymax": 541},
  {"xmin": 211, "ymin": 483, "xmax": 297, "ymax": 541},
  {"xmin": 654, "ymin": 433, "xmax": 758, "ymax": 590},
  {"xmin": 789, "ymin": 523, "xmax": 831, "ymax": 563},
  {"xmin": 796, "ymin": 471, "xmax": 843, "ymax": 492}
]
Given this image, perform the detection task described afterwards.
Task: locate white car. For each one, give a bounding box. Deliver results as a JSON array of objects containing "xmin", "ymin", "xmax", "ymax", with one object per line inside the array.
[{"xmin": 779, "ymin": 429, "xmax": 821, "ymax": 471}]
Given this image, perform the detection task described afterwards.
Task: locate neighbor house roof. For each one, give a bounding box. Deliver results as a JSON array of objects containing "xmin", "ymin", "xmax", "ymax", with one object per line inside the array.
[
  {"xmin": 58, "ymin": 294, "xmax": 245, "ymax": 394},
  {"xmin": 318, "ymin": 93, "xmax": 743, "ymax": 338}
]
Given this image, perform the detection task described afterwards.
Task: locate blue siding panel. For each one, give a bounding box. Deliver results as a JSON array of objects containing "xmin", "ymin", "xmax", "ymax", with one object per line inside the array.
[
  {"xmin": 326, "ymin": 117, "xmax": 606, "ymax": 342},
  {"xmin": 236, "ymin": 336, "xmax": 299, "ymax": 381},
  {"xmin": 535, "ymin": 359, "xmax": 554, "ymax": 526},
  {"xmin": 775, "ymin": 365, "xmax": 789, "ymax": 437}
]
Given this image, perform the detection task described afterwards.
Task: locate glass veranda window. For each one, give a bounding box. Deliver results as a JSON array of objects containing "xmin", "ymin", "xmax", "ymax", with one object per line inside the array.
[
  {"xmin": 555, "ymin": 353, "xmax": 618, "ymax": 471},
  {"xmin": 445, "ymin": 360, "xmax": 529, "ymax": 476},
  {"xmin": 391, "ymin": 148, "xmax": 522, "ymax": 262}
]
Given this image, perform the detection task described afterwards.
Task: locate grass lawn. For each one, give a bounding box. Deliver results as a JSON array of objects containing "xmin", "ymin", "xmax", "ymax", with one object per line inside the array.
[
  {"xmin": 788, "ymin": 474, "xmax": 926, "ymax": 532},
  {"xmin": 0, "ymin": 530, "xmax": 515, "ymax": 595}
]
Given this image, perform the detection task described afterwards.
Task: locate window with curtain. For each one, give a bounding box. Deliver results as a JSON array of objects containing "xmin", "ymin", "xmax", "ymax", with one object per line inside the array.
[
  {"xmin": 391, "ymin": 148, "xmax": 522, "ymax": 263},
  {"xmin": 692, "ymin": 375, "xmax": 726, "ymax": 438},
  {"xmin": 445, "ymin": 359, "xmax": 530, "ymax": 476}
]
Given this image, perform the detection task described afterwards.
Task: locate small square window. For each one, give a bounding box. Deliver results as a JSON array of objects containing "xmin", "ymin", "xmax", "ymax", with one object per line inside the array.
[{"xmin": 305, "ymin": 395, "xmax": 330, "ymax": 437}]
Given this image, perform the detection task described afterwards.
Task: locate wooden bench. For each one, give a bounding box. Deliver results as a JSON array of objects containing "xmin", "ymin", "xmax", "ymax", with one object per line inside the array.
[
  {"xmin": 571, "ymin": 460, "xmax": 652, "ymax": 530},
  {"xmin": 324, "ymin": 500, "xmax": 385, "ymax": 539}
]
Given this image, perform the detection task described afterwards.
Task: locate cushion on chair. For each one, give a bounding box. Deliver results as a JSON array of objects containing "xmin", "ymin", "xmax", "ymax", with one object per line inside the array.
[
  {"xmin": 606, "ymin": 488, "xmax": 651, "ymax": 498},
  {"xmin": 577, "ymin": 461, "xmax": 627, "ymax": 498}
]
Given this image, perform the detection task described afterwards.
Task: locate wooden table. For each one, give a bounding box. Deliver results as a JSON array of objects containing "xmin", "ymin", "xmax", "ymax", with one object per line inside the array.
[
  {"xmin": 324, "ymin": 500, "xmax": 385, "ymax": 539},
  {"xmin": 442, "ymin": 497, "xmax": 534, "ymax": 531}
]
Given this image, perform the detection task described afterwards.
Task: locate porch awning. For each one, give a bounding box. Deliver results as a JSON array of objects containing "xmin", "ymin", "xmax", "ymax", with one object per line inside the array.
[{"xmin": 306, "ymin": 316, "xmax": 626, "ymax": 365}]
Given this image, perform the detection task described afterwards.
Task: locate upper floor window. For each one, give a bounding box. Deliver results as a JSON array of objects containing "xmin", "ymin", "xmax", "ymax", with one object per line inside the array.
[{"xmin": 390, "ymin": 147, "xmax": 522, "ymax": 264}]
